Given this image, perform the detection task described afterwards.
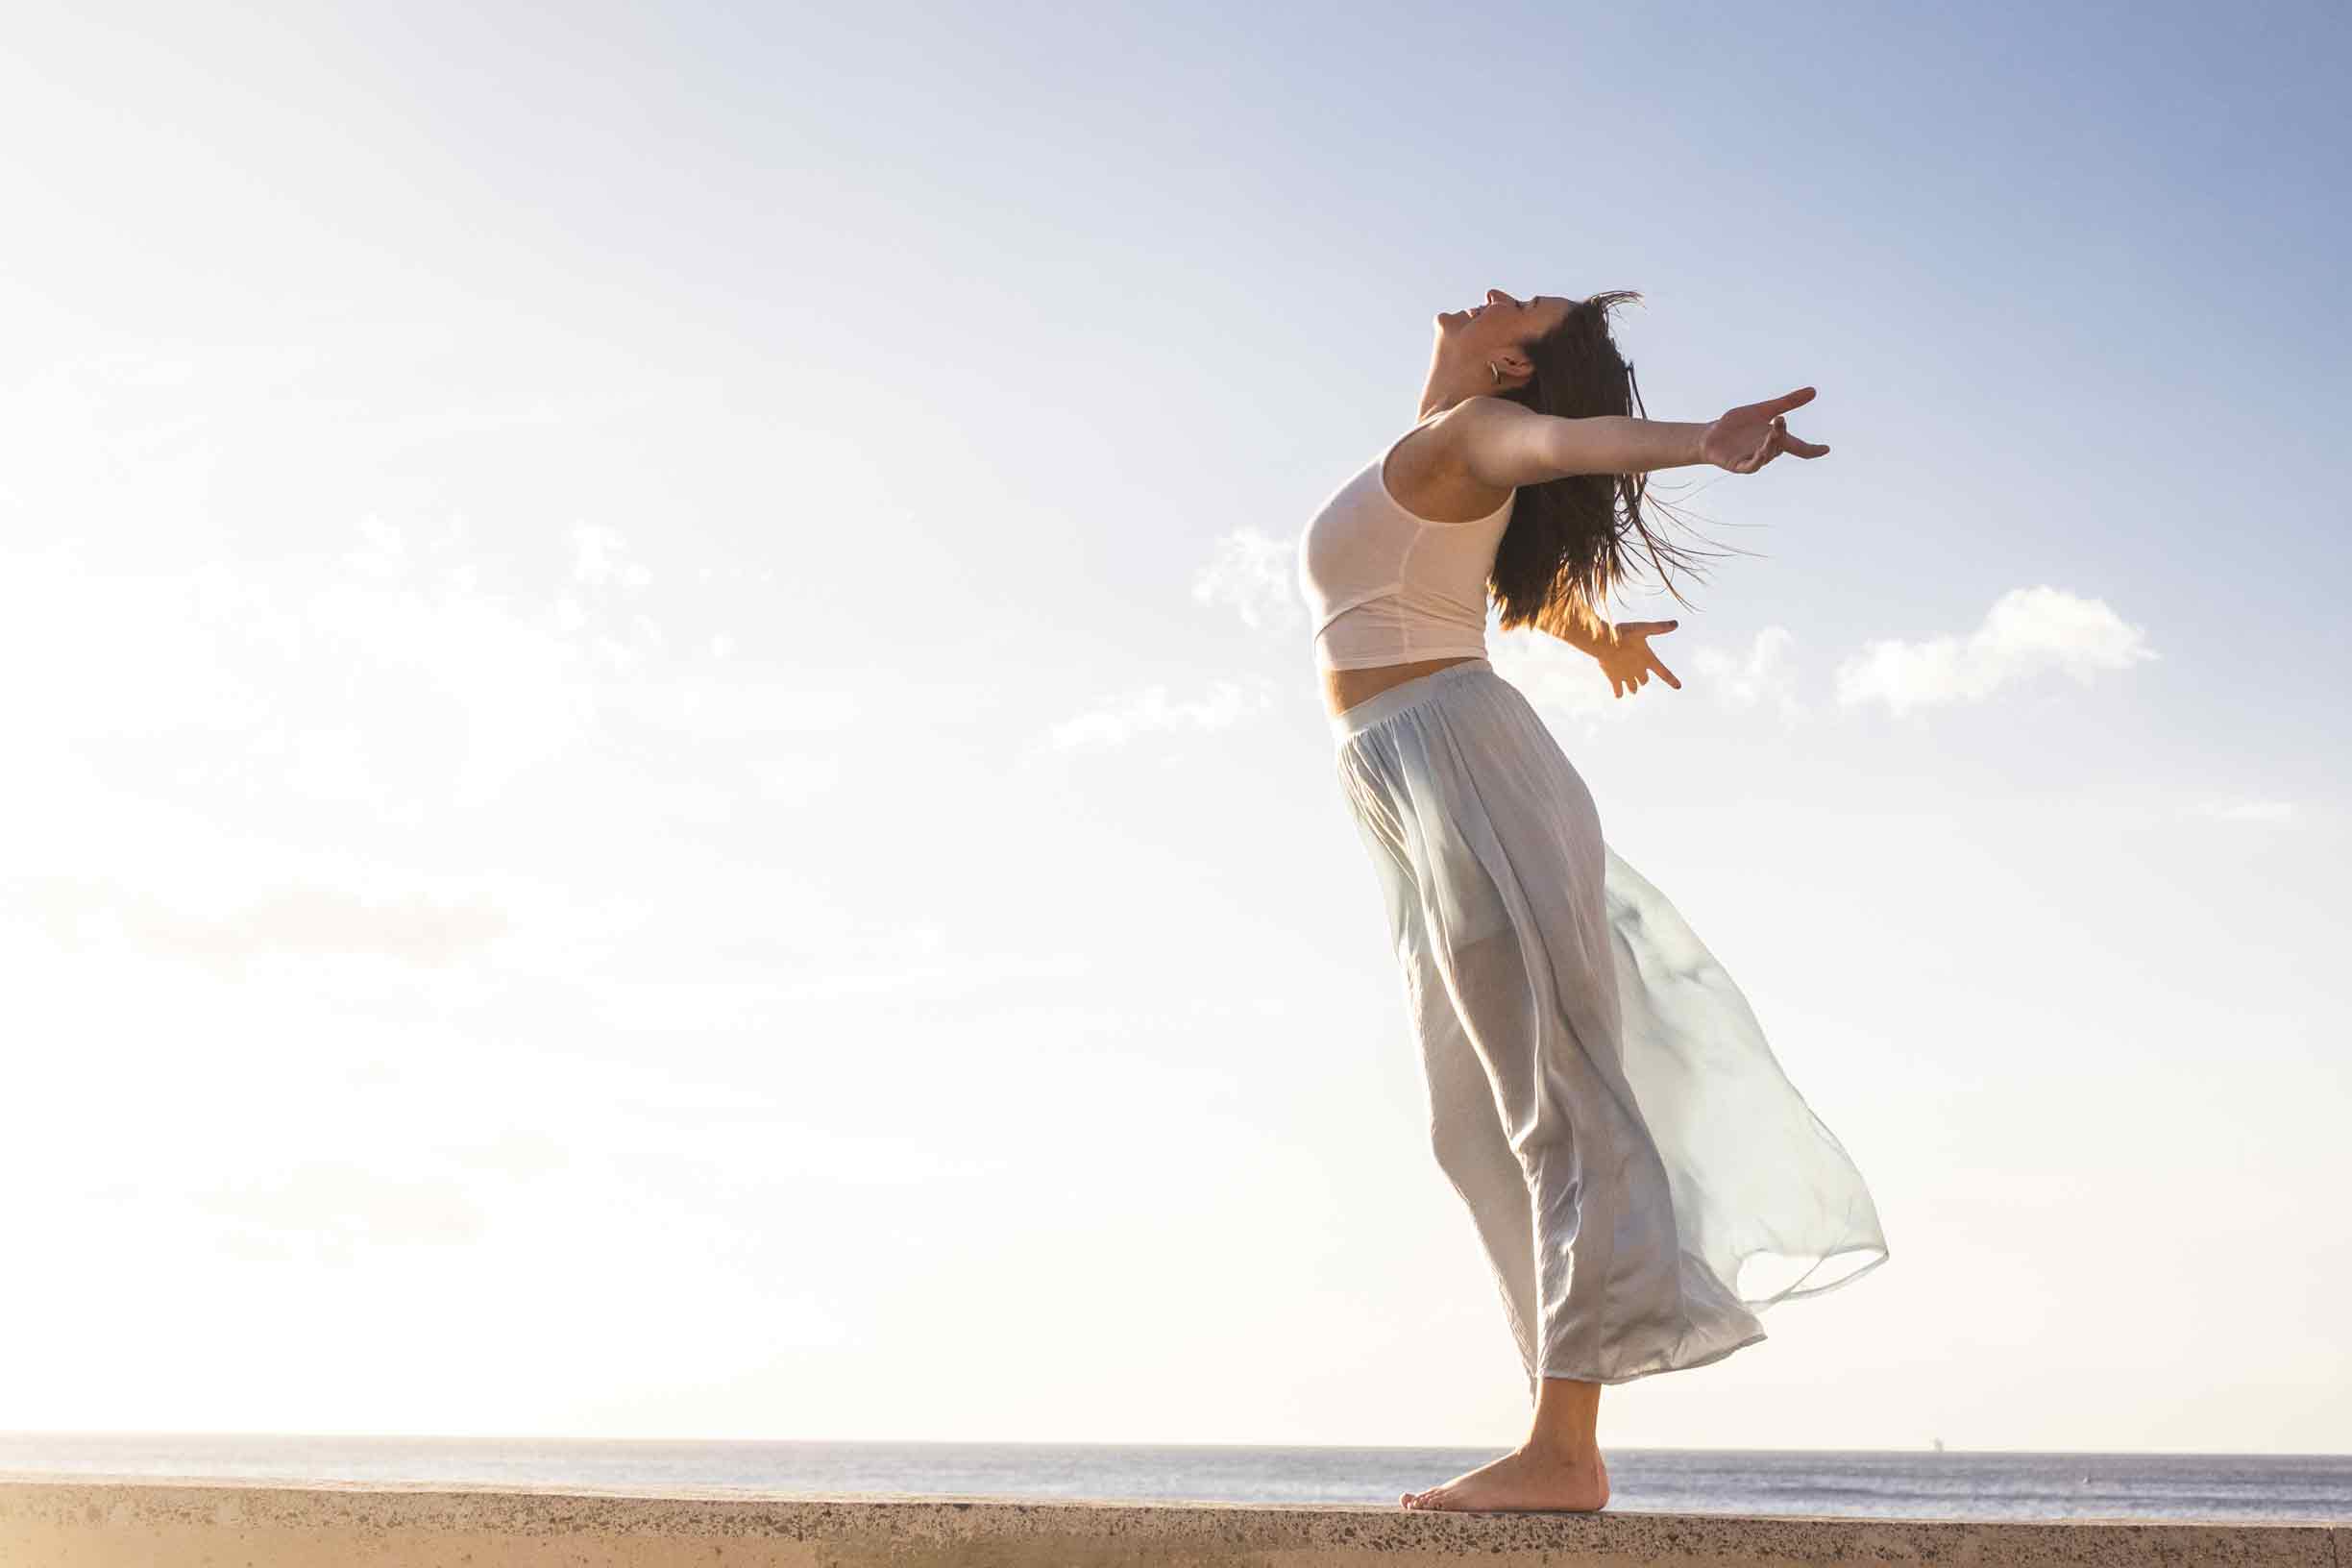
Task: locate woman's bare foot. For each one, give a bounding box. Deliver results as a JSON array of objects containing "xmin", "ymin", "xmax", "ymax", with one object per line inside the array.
[{"xmin": 1398, "ymin": 1443, "xmax": 1609, "ymax": 1512}]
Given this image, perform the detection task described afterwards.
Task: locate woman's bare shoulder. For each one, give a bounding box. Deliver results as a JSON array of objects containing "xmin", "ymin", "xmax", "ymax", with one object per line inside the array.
[
  {"xmin": 1387, "ymin": 397, "xmax": 1526, "ymax": 521},
  {"xmin": 1410, "ymin": 396, "xmax": 1541, "ymax": 466},
  {"xmin": 1437, "ymin": 395, "xmax": 1570, "ymax": 491}
]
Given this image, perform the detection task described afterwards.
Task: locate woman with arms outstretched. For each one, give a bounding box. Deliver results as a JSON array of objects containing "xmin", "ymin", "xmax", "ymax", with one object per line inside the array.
[{"xmin": 1298, "ymin": 289, "xmax": 1889, "ymax": 1514}]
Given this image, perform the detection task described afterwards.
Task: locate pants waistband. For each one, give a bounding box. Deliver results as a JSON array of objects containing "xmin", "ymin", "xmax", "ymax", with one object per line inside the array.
[{"xmin": 1329, "ymin": 658, "xmax": 1495, "ymax": 743}]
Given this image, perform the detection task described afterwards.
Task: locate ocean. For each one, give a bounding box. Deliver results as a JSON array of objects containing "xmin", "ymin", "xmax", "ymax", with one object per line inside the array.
[{"xmin": 2, "ymin": 1434, "xmax": 2347, "ymax": 1523}]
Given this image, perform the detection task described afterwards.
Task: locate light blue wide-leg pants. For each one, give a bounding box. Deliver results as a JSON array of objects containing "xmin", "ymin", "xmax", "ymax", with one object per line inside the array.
[{"xmin": 1333, "ymin": 659, "xmax": 1888, "ymax": 1401}]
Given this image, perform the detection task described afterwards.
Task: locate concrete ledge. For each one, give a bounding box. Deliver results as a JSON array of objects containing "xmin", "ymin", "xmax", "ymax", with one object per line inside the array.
[{"xmin": 0, "ymin": 1474, "xmax": 2342, "ymax": 1566}]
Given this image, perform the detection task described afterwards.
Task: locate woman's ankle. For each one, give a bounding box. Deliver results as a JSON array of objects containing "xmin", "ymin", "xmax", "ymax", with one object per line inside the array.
[{"xmin": 1518, "ymin": 1435, "xmax": 1601, "ymax": 1466}]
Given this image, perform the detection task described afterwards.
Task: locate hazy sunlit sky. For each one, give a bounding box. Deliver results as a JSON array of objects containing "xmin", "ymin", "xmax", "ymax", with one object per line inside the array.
[{"xmin": 5, "ymin": 0, "xmax": 2346, "ymax": 1456}]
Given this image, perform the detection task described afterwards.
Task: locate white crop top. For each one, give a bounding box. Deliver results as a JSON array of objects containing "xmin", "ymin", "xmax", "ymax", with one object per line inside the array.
[{"xmin": 1295, "ymin": 414, "xmax": 1517, "ymax": 672}]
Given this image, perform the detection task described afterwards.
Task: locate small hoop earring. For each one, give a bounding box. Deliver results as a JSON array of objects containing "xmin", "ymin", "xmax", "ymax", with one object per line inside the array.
[{"xmin": 1487, "ymin": 361, "xmax": 1501, "ymax": 384}]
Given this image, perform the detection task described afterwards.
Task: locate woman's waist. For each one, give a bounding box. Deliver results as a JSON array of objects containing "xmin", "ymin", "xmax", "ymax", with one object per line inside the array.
[{"xmin": 1322, "ymin": 654, "xmax": 1490, "ymax": 724}]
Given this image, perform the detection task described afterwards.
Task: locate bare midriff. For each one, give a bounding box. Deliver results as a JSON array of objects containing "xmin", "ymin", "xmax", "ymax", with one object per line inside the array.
[{"xmin": 1321, "ymin": 654, "xmax": 1482, "ymax": 722}]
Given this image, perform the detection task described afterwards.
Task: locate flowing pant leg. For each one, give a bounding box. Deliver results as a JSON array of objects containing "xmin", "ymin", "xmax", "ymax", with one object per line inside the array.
[
  {"xmin": 1409, "ymin": 802, "xmax": 1659, "ymax": 1387},
  {"xmin": 1361, "ymin": 817, "xmax": 1543, "ymax": 1402}
]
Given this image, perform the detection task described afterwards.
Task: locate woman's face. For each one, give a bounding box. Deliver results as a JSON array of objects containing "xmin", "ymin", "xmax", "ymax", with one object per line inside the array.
[{"xmin": 1434, "ymin": 288, "xmax": 1575, "ymax": 352}]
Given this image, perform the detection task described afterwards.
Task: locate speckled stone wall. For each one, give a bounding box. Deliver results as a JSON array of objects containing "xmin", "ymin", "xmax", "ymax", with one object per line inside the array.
[{"xmin": 0, "ymin": 1476, "xmax": 2342, "ymax": 1566}]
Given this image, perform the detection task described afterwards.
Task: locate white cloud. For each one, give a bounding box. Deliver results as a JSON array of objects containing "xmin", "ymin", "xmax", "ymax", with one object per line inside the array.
[
  {"xmin": 2189, "ymin": 799, "xmax": 2297, "ymax": 824},
  {"xmin": 0, "ymin": 518, "xmax": 689, "ymax": 820},
  {"xmin": 197, "ymin": 1162, "xmax": 493, "ymax": 1264},
  {"xmin": 1485, "ymin": 626, "xmax": 1636, "ymax": 723},
  {"xmin": 1192, "ymin": 527, "xmax": 1303, "ymax": 632},
  {"xmin": 1693, "ymin": 624, "xmax": 1806, "ymax": 722},
  {"xmin": 1834, "ymin": 586, "xmax": 2155, "ymax": 716},
  {"xmin": 743, "ymin": 951, "xmax": 1090, "ymax": 1005},
  {"xmin": 572, "ymin": 521, "xmax": 653, "ymax": 590},
  {"xmin": 1045, "ymin": 674, "xmax": 1279, "ymax": 751},
  {"xmin": 20, "ymin": 874, "xmax": 509, "ymax": 969}
]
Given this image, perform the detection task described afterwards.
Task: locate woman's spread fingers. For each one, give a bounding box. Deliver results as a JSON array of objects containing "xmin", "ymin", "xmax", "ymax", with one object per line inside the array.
[{"xmin": 1729, "ymin": 387, "xmax": 1816, "ymax": 425}]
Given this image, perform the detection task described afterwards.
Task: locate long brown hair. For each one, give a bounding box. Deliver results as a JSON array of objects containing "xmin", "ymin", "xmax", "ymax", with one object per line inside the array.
[{"xmin": 1490, "ymin": 290, "xmax": 1739, "ymax": 642}]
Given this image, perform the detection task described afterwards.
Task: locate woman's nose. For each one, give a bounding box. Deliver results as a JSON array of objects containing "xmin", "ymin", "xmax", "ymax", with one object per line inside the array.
[{"xmin": 1486, "ymin": 289, "xmax": 1509, "ymax": 306}]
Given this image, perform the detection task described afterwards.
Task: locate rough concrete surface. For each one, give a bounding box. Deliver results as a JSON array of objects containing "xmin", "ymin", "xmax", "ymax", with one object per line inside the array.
[{"xmin": 0, "ymin": 1475, "xmax": 2342, "ymax": 1566}]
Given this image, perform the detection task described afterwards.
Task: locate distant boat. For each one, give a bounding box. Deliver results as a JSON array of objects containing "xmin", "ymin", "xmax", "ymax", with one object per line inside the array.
[{"xmin": 1930, "ymin": 1437, "xmax": 1945, "ymax": 1453}]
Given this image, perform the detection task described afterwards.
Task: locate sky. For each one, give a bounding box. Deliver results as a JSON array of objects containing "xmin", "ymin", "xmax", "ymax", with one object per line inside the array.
[{"xmin": 2, "ymin": 0, "xmax": 2346, "ymax": 1458}]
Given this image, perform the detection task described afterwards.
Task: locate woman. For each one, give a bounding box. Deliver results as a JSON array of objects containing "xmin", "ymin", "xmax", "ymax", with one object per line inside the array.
[{"xmin": 1298, "ymin": 289, "xmax": 1889, "ymax": 1514}]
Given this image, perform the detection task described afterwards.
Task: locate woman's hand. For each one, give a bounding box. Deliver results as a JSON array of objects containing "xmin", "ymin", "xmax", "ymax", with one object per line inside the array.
[
  {"xmin": 1701, "ymin": 387, "xmax": 1831, "ymax": 474},
  {"xmin": 1598, "ymin": 620, "xmax": 1682, "ymax": 699}
]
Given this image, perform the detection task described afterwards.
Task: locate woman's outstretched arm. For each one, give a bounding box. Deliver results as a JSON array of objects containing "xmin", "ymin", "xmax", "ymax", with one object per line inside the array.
[{"xmin": 1453, "ymin": 386, "xmax": 1829, "ymax": 488}]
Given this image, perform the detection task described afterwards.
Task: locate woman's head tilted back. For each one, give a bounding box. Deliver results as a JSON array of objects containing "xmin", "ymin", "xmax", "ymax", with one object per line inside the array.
[{"xmin": 1433, "ymin": 288, "xmax": 1725, "ymax": 643}]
